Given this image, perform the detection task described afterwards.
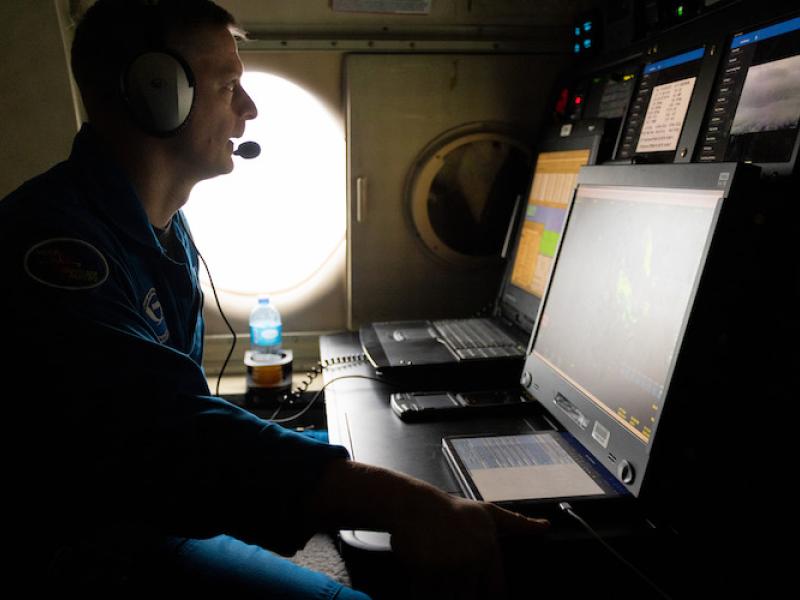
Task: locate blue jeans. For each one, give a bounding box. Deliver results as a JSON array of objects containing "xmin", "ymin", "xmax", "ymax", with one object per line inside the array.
[
  {"xmin": 45, "ymin": 532, "xmax": 371, "ymax": 599},
  {"xmin": 160, "ymin": 534, "xmax": 371, "ymax": 599}
]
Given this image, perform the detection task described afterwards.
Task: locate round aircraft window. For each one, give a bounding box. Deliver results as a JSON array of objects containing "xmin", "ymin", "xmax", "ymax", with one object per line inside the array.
[{"xmin": 407, "ymin": 125, "xmax": 532, "ymax": 268}]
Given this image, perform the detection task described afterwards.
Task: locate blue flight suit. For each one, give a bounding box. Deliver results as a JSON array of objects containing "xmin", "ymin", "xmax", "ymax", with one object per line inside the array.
[{"xmin": 0, "ymin": 125, "xmax": 367, "ymax": 598}]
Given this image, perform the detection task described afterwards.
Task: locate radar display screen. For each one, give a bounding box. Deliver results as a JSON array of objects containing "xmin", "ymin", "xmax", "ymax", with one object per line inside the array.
[{"xmin": 532, "ymin": 184, "xmax": 721, "ymax": 444}]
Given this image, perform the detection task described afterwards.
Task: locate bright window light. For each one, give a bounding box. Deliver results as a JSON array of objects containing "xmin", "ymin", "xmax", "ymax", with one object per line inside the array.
[{"xmin": 184, "ymin": 71, "xmax": 345, "ymax": 306}]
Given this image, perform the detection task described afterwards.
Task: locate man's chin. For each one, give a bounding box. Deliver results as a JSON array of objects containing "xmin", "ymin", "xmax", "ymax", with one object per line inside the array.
[{"xmin": 195, "ymin": 159, "xmax": 235, "ymax": 182}]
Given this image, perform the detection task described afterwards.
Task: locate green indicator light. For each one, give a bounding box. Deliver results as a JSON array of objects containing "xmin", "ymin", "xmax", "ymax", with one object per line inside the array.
[{"xmin": 677, "ymin": 5, "xmax": 684, "ymax": 17}]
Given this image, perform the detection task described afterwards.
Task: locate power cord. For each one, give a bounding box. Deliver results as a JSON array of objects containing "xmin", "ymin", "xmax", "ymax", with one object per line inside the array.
[
  {"xmin": 290, "ymin": 354, "xmax": 366, "ymax": 402},
  {"xmin": 559, "ymin": 502, "xmax": 673, "ymax": 600},
  {"xmin": 194, "ymin": 249, "xmax": 237, "ymax": 397},
  {"xmin": 268, "ymin": 354, "xmax": 367, "ymax": 422},
  {"xmin": 270, "ymin": 372, "xmax": 400, "ymax": 424},
  {"xmin": 182, "ymin": 217, "xmax": 237, "ymax": 397}
]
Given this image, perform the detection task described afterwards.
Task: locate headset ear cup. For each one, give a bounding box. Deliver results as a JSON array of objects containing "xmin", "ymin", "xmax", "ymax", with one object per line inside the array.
[{"xmin": 123, "ymin": 51, "xmax": 195, "ymax": 136}]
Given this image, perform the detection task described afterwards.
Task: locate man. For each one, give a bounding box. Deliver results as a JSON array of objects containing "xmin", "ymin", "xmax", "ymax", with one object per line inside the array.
[{"xmin": 0, "ymin": 1, "xmax": 547, "ymax": 597}]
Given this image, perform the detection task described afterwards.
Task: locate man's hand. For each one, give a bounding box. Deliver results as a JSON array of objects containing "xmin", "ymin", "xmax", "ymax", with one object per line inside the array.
[
  {"xmin": 390, "ymin": 486, "xmax": 548, "ymax": 599},
  {"xmin": 307, "ymin": 459, "xmax": 549, "ymax": 599}
]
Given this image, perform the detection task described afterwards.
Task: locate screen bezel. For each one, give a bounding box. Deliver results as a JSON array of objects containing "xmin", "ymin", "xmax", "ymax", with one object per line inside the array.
[{"xmin": 520, "ymin": 163, "xmax": 742, "ymax": 497}]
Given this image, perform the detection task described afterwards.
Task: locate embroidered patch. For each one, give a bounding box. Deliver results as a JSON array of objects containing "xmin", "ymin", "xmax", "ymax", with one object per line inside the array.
[
  {"xmin": 143, "ymin": 288, "xmax": 170, "ymax": 343},
  {"xmin": 24, "ymin": 238, "xmax": 109, "ymax": 290}
]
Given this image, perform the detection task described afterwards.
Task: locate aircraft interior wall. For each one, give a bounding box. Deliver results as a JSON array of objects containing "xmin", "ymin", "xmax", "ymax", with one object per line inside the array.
[{"xmin": 0, "ymin": 2, "xmax": 77, "ymax": 199}]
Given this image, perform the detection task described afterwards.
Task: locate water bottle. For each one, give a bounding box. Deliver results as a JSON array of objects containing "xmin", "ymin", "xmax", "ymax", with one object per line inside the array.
[{"xmin": 249, "ymin": 297, "xmax": 282, "ymax": 355}]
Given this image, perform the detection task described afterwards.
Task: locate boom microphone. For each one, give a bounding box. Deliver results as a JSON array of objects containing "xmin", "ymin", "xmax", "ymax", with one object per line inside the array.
[{"xmin": 233, "ymin": 141, "xmax": 261, "ymax": 159}]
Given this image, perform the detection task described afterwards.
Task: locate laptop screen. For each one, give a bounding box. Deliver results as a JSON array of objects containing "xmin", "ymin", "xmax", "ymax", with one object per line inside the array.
[
  {"xmin": 523, "ymin": 166, "xmax": 726, "ymax": 496},
  {"xmin": 500, "ymin": 148, "xmax": 592, "ymax": 329}
]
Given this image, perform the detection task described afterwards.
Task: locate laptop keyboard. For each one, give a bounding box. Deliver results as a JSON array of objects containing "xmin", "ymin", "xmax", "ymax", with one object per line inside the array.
[{"xmin": 433, "ymin": 319, "xmax": 526, "ymax": 359}]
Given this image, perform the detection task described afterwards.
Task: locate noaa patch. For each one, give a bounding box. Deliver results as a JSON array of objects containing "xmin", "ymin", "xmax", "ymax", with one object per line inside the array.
[
  {"xmin": 143, "ymin": 287, "xmax": 170, "ymax": 343},
  {"xmin": 24, "ymin": 238, "xmax": 109, "ymax": 290}
]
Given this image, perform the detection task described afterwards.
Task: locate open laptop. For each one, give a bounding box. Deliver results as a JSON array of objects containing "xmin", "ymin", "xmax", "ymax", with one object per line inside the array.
[
  {"xmin": 442, "ymin": 161, "xmax": 758, "ymax": 512},
  {"xmin": 359, "ymin": 122, "xmax": 604, "ymax": 384}
]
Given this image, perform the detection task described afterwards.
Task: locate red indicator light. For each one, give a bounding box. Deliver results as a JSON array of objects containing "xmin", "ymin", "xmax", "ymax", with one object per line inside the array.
[{"xmin": 574, "ymin": 96, "xmax": 583, "ymax": 105}]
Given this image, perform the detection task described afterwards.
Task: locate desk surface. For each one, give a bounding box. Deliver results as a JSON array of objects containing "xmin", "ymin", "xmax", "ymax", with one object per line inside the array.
[{"xmin": 321, "ymin": 332, "xmax": 555, "ymax": 494}]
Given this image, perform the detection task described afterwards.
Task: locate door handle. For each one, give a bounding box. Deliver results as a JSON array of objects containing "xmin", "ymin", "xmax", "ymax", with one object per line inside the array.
[{"xmin": 356, "ymin": 176, "xmax": 367, "ymax": 223}]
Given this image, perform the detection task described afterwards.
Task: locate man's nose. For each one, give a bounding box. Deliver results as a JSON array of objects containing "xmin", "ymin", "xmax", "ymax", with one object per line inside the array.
[{"xmin": 238, "ymin": 86, "xmax": 258, "ymax": 121}]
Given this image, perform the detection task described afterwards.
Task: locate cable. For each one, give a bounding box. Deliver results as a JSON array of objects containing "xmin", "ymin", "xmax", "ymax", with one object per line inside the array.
[
  {"xmin": 270, "ymin": 373, "xmax": 399, "ymax": 425},
  {"xmin": 559, "ymin": 502, "xmax": 673, "ymax": 600},
  {"xmin": 268, "ymin": 354, "xmax": 367, "ymax": 421},
  {"xmin": 195, "ymin": 250, "xmax": 237, "ymax": 397},
  {"xmin": 294, "ymin": 354, "xmax": 366, "ymax": 401},
  {"xmin": 181, "ymin": 220, "xmax": 237, "ymax": 398}
]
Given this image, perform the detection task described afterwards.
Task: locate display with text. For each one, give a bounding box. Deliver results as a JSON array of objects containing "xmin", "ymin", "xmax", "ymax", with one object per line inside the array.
[{"xmin": 616, "ymin": 47, "xmax": 704, "ymax": 162}]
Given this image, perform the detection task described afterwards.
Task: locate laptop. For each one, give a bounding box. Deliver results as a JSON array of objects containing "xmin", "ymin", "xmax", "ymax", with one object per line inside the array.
[
  {"xmin": 441, "ymin": 161, "xmax": 757, "ymax": 512},
  {"xmin": 360, "ymin": 122, "xmax": 604, "ymax": 384}
]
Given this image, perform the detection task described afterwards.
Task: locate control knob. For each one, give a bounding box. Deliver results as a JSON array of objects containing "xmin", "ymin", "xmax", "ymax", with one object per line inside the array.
[{"xmin": 617, "ymin": 460, "xmax": 636, "ymax": 485}]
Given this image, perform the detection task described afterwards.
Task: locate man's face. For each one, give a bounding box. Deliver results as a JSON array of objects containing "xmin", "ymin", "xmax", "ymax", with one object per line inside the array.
[{"xmin": 170, "ymin": 25, "xmax": 257, "ymax": 182}]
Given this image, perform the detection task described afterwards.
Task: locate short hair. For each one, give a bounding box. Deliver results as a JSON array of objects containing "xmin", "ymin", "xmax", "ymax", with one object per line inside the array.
[{"xmin": 71, "ymin": 0, "xmax": 245, "ymax": 96}]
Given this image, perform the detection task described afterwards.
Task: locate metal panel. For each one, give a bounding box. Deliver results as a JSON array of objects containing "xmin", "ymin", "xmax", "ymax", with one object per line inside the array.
[{"xmin": 346, "ymin": 53, "xmax": 564, "ymax": 328}]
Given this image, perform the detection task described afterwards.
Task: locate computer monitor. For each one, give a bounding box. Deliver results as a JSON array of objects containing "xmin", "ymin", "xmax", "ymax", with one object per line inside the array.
[
  {"xmin": 499, "ymin": 125, "xmax": 602, "ymax": 330},
  {"xmin": 520, "ymin": 162, "xmax": 753, "ymax": 497},
  {"xmin": 615, "ymin": 47, "xmax": 706, "ymax": 163},
  {"xmin": 696, "ymin": 13, "xmax": 800, "ymax": 175}
]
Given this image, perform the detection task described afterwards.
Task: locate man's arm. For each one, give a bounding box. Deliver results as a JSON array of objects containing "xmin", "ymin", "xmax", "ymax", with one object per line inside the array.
[{"xmin": 305, "ymin": 458, "xmax": 549, "ymax": 599}]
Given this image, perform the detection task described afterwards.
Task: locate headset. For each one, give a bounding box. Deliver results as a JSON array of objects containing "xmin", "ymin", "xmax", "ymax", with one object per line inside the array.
[
  {"xmin": 120, "ymin": 47, "xmax": 261, "ymax": 157},
  {"xmin": 121, "ymin": 48, "xmax": 196, "ymax": 137},
  {"xmin": 113, "ymin": 0, "xmax": 196, "ymax": 136}
]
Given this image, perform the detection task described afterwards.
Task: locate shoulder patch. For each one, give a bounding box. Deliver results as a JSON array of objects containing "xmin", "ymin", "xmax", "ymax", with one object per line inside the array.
[
  {"xmin": 24, "ymin": 238, "xmax": 109, "ymax": 290},
  {"xmin": 143, "ymin": 287, "xmax": 170, "ymax": 343}
]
